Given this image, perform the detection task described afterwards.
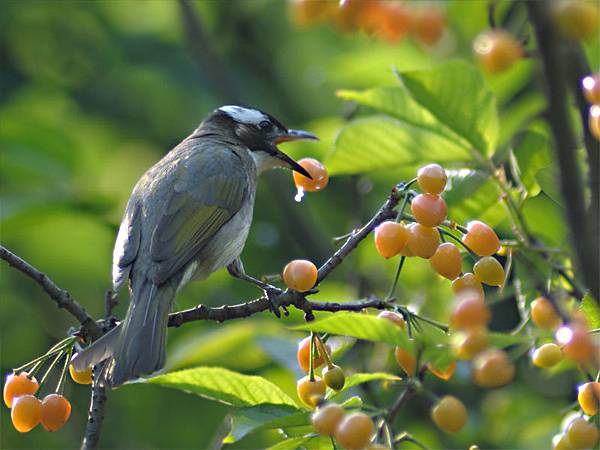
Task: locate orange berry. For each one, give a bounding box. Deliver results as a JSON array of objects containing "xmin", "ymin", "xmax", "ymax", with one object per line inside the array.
[
  {"xmin": 473, "ymin": 256, "xmax": 504, "ymax": 286},
  {"xmin": 428, "ymin": 360, "xmax": 456, "ymax": 381},
  {"xmin": 462, "ymin": 221, "xmax": 500, "ymax": 257},
  {"xmin": 311, "ymin": 403, "xmax": 345, "ymax": 436},
  {"xmin": 297, "ymin": 376, "xmax": 326, "ymax": 408},
  {"xmin": 376, "ymin": 1, "xmax": 412, "ymax": 44},
  {"xmin": 283, "ymin": 259, "xmax": 318, "ymax": 292},
  {"xmin": 553, "ymin": 0, "xmax": 599, "ymax": 41},
  {"xmin": 450, "ymin": 297, "xmax": 491, "ymax": 330},
  {"xmin": 578, "ymin": 381, "xmax": 600, "ymax": 416},
  {"xmin": 407, "ymin": 223, "xmax": 440, "ymax": 259},
  {"xmin": 288, "ymin": 0, "xmax": 335, "ymax": 28},
  {"xmin": 566, "ymin": 417, "xmax": 599, "ymax": 449},
  {"xmin": 589, "ymin": 105, "xmax": 600, "ymax": 141},
  {"xmin": 394, "ymin": 347, "xmax": 416, "ymax": 376},
  {"xmin": 412, "ymin": 6, "xmax": 446, "ymax": 46},
  {"xmin": 473, "ymin": 30, "xmax": 523, "ymax": 74},
  {"xmin": 431, "ymin": 396, "xmax": 467, "ymax": 433},
  {"xmin": 411, "ymin": 194, "xmax": 447, "ymax": 227},
  {"xmin": 323, "ymin": 365, "xmax": 345, "ymax": 391},
  {"xmin": 582, "ymin": 74, "xmax": 600, "ymax": 104},
  {"xmin": 531, "ymin": 297, "xmax": 563, "ymax": 330},
  {"xmin": 417, "ymin": 163, "xmax": 447, "ymax": 194},
  {"xmin": 557, "ymin": 324, "xmax": 596, "ymax": 363},
  {"xmin": 69, "ymin": 363, "xmax": 93, "ymax": 385},
  {"xmin": 11, "ymin": 394, "xmax": 41, "ymax": 433},
  {"xmin": 553, "ymin": 433, "xmax": 573, "ymax": 450},
  {"xmin": 374, "ymin": 221, "xmax": 409, "ymax": 259},
  {"xmin": 3, "ymin": 373, "xmax": 39, "ymax": 408},
  {"xmin": 532, "ymin": 343, "xmax": 562, "ymax": 368},
  {"xmin": 292, "ymin": 158, "xmax": 329, "ymax": 192},
  {"xmin": 334, "ymin": 412, "xmax": 375, "ymax": 450},
  {"xmin": 453, "ymin": 327, "xmax": 489, "ymax": 360},
  {"xmin": 377, "ymin": 310, "xmax": 405, "ymax": 329},
  {"xmin": 430, "ymin": 243, "xmax": 462, "ymax": 280},
  {"xmin": 40, "ymin": 394, "xmax": 71, "ymax": 432},
  {"xmin": 297, "ymin": 336, "xmax": 330, "ymax": 373},
  {"xmin": 473, "ymin": 349, "xmax": 515, "ymax": 388},
  {"xmin": 452, "ymin": 272, "xmax": 485, "ymax": 301}
]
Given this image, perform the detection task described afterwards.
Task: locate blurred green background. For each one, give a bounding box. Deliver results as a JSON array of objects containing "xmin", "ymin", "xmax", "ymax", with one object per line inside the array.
[{"xmin": 1, "ymin": 0, "xmax": 594, "ymax": 448}]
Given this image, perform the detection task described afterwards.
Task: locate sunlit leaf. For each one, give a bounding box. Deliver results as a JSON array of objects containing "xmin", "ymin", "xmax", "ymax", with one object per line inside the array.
[
  {"xmin": 266, "ymin": 435, "xmax": 318, "ymax": 450},
  {"xmin": 522, "ymin": 193, "xmax": 566, "ymax": 248},
  {"xmin": 512, "ymin": 130, "xmax": 552, "ymax": 197},
  {"xmin": 225, "ymin": 405, "xmax": 308, "ymax": 443},
  {"xmin": 580, "ymin": 293, "xmax": 600, "ymax": 328},
  {"xmin": 144, "ymin": 367, "xmax": 300, "ymax": 408},
  {"xmin": 326, "ymin": 372, "xmax": 401, "ymax": 399}
]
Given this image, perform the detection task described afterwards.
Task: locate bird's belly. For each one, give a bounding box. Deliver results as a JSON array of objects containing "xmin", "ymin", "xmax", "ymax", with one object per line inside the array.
[{"xmin": 178, "ymin": 198, "xmax": 254, "ymax": 288}]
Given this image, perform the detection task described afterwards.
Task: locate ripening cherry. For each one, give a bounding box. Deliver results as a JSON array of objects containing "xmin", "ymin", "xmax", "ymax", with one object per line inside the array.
[
  {"xmin": 311, "ymin": 403, "xmax": 345, "ymax": 436},
  {"xmin": 283, "ymin": 259, "xmax": 318, "ymax": 292},
  {"xmin": 373, "ymin": 1, "xmax": 412, "ymax": 44},
  {"xmin": 462, "ymin": 220, "xmax": 500, "ymax": 257},
  {"xmin": 532, "ymin": 343, "xmax": 562, "ymax": 368},
  {"xmin": 411, "ymin": 194, "xmax": 448, "ymax": 227},
  {"xmin": 553, "ymin": 433, "xmax": 574, "ymax": 450},
  {"xmin": 566, "ymin": 417, "xmax": 599, "ymax": 449},
  {"xmin": 11, "ymin": 394, "xmax": 41, "ymax": 433},
  {"xmin": 288, "ymin": 0, "xmax": 335, "ymax": 28},
  {"xmin": 377, "ymin": 310, "xmax": 405, "ymax": 329},
  {"xmin": 450, "ymin": 297, "xmax": 491, "ymax": 330},
  {"xmin": 577, "ymin": 381, "xmax": 600, "ymax": 416},
  {"xmin": 394, "ymin": 347, "xmax": 416, "ymax": 376},
  {"xmin": 40, "ymin": 394, "xmax": 71, "ymax": 432},
  {"xmin": 473, "ymin": 256, "xmax": 504, "ymax": 286},
  {"xmin": 556, "ymin": 324, "xmax": 596, "ymax": 363},
  {"xmin": 293, "ymin": 158, "xmax": 329, "ymax": 192},
  {"xmin": 552, "ymin": 0, "xmax": 599, "ymax": 41},
  {"xmin": 428, "ymin": 360, "xmax": 456, "ymax": 381},
  {"xmin": 417, "ymin": 163, "xmax": 447, "ymax": 194},
  {"xmin": 412, "ymin": 6, "xmax": 446, "ymax": 46},
  {"xmin": 530, "ymin": 297, "xmax": 563, "ymax": 330},
  {"xmin": 297, "ymin": 336, "xmax": 330, "ymax": 372},
  {"xmin": 582, "ymin": 74, "xmax": 600, "ymax": 104},
  {"xmin": 452, "ymin": 273, "xmax": 485, "ymax": 301},
  {"xmin": 374, "ymin": 221, "xmax": 409, "ymax": 259},
  {"xmin": 333, "ymin": 0, "xmax": 369, "ymax": 31},
  {"xmin": 297, "ymin": 376, "xmax": 326, "ymax": 408},
  {"xmin": 69, "ymin": 363, "xmax": 92, "ymax": 385},
  {"xmin": 430, "ymin": 242, "xmax": 462, "ymax": 280},
  {"xmin": 473, "ymin": 349, "xmax": 515, "ymax": 388},
  {"xmin": 473, "ymin": 30, "xmax": 523, "ymax": 74},
  {"xmin": 406, "ymin": 223, "xmax": 440, "ymax": 259},
  {"xmin": 4, "ymin": 373, "xmax": 39, "ymax": 408},
  {"xmin": 589, "ymin": 105, "xmax": 600, "ymax": 141},
  {"xmin": 323, "ymin": 365, "xmax": 345, "ymax": 391},
  {"xmin": 334, "ymin": 412, "xmax": 375, "ymax": 450},
  {"xmin": 431, "ymin": 396, "xmax": 467, "ymax": 433},
  {"xmin": 454, "ymin": 327, "xmax": 489, "ymax": 360}
]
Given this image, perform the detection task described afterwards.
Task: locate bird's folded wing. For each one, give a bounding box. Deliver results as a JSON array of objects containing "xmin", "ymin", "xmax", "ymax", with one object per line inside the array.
[{"xmin": 148, "ymin": 148, "xmax": 248, "ymax": 285}]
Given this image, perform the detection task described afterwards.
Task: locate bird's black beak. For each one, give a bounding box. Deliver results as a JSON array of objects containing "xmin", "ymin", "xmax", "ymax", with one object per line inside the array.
[{"xmin": 273, "ymin": 129, "xmax": 318, "ymax": 179}]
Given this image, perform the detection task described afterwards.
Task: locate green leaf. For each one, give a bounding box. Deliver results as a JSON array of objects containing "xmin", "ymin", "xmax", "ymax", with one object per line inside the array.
[
  {"xmin": 292, "ymin": 312, "xmax": 412, "ymax": 349},
  {"xmin": 512, "ymin": 130, "xmax": 552, "ymax": 196},
  {"xmin": 443, "ymin": 169, "xmax": 502, "ymax": 225},
  {"xmin": 498, "ymin": 93, "xmax": 546, "ymax": 148},
  {"xmin": 327, "ymin": 372, "xmax": 401, "ymax": 399},
  {"xmin": 488, "ymin": 332, "xmax": 531, "ymax": 348},
  {"xmin": 225, "ymin": 405, "xmax": 309, "ymax": 443},
  {"xmin": 398, "ymin": 60, "xmax": 499, "ymax": 156},
  {"xmin": 422, "ymin": 346, "xmax": 454, "ymax": 372},
  {"xmin": 326, "ymin": 116, "xmax": 471, "ymax": 175},
  {"xmin": 266, "ymin": 435, "xmax": 317, "ymax": 450},
  {"xmin": 522, "ymin": 193, "xmax": 566, "ymax": 248},
  {"xmin": 144, "ymin": 367, "xmax": 299, "ymax": 408},
  {"xmin": 580, "ymin": 293, "xmax": 600, "ymax": 328},
  {"xmin": 340, "ymin": 396, "xmax": 363, "ymax": 408}
]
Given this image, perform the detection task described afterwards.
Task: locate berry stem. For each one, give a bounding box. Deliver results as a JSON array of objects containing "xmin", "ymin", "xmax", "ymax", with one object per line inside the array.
[
  {"xmin": 13, "ymin": 337, "xmax": 76, "ymax": 373},
  {"xmin": 329, "ymin": 436, "xmax": 338, "ymax": 450},
  {"xmin": 315, "ymin": 334, "xmax": 333, "ymax": 368},
  {"xmin": 386, "ymin": 256, "xmax": 406, "ymax": 301},
  {"xmin": 437, "ymin": 228, "xmax": 478, "ymax": 260},
  {"xmin": 39, "ymin": 351, "xmax": 66, "ymax": 388},
  {"xmin": 309, "ymin": 332, "xmax": 316, "ymax": 382},
  {"xmin": 56, "ymin": 347, "xmax": 73, "ymax": 394}
]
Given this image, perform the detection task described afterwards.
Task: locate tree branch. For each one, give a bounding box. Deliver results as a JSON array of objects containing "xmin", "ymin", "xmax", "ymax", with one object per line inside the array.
[
  {"xmin": 80, "ymin": 379, "xmax": 107, "ymax": 450},
  {"xmin": 0, "ymin": 245, "xmax": 103, "ymax": 339},
  {"xmin": 526, "ymin": 2, "xmax": 599, "ymax": 302}
]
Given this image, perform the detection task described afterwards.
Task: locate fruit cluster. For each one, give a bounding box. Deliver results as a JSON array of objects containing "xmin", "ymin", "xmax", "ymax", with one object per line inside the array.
[
  {"xmin": 289, "ymin": 0, "xmax": 446, "ymax": 46},
  {"xmin": 582, "ymin": 73, "xmax": 600, "ymax": 141},
  {"xmin": 3, "ymin": 337, "xmax": 93, "ymax": 433}
]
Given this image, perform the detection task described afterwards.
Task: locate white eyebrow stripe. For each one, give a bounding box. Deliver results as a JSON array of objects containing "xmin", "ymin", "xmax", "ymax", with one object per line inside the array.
[{"xmin": 218, "ymin": 105, "xmax": 268, "ymax": 125}]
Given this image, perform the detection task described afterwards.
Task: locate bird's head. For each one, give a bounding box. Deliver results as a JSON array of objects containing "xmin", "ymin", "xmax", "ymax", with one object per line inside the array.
[{"xmin": 202, "ymin": 105, "xmax": 318, "ymax": 177}]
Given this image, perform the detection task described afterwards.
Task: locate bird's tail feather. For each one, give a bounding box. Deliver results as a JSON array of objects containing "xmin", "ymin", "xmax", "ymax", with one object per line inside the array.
[{"xmin": 71, "ymin": 278, "xmax": 176, "ymax": 388}]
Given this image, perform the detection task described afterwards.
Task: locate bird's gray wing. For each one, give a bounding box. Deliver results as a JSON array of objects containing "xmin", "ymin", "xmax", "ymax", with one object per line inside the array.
[
  {"xmin": 148, "ymin": 146, "xmax": 248, "ymax": 285},
  {"xmin": 112, "ymin": 199, "xmax": 142, "ymax": 291}
]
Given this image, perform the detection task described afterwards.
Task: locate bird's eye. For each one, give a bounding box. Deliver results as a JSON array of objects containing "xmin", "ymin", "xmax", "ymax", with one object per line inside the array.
[{"xmin": 258, "ymin": 120, "xmax": 272, "ymax": 131}]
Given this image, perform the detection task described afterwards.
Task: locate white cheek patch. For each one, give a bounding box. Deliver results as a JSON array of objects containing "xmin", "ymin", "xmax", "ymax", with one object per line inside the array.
[{"xmin": 218, "ymin": 105, "xmax": 268, "ymax": 125}]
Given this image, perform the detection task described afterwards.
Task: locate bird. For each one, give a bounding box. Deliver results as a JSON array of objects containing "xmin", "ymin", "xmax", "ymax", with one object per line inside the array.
[{"xmin": 71, "ymin": 105, "xmax": 318, "ymax": 387}]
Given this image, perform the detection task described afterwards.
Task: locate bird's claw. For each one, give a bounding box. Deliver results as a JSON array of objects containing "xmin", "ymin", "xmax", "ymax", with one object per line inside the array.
[{"xmin": 264, "ymin": 286, "xmax": 286, "ymax": 318}]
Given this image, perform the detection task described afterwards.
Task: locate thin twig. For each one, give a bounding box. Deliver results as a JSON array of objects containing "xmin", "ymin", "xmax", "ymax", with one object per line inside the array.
[
  {"xmin": 386, "ymin": 384, "xmax": 415, "ymax": 425},
  {"xmin": 80, "ymin": 379, "xmax": 107, "ymax": 450},
  {"xmin": 0, "ymin": 245, "xmax": 102, "ymax": 339}
]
